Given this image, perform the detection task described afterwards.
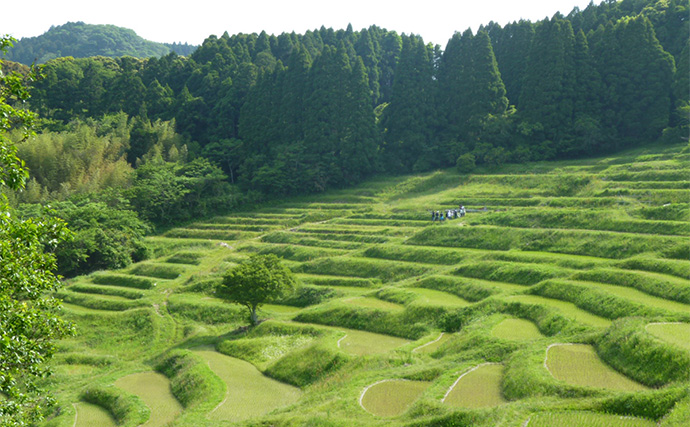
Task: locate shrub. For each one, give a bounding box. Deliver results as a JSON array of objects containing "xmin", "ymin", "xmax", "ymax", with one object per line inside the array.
[{"xmin": 456, "ymin": 153, "xmax": 477, "ymax": 173}]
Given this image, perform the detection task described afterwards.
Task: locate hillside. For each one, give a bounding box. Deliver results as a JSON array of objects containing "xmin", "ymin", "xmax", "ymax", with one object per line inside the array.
[
  {"xmin": 5, "ymin": 22, "xmax": 196, "ymax": 64},
  {"xmin": 42, "ymin": 143, "xmax": 690, "ymax": 427}
]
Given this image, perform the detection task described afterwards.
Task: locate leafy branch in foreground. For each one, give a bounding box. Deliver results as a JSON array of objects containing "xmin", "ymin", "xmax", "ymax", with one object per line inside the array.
[{"xmin": 1, "ymin": 35, "xmax": 74, "ymax": 426}]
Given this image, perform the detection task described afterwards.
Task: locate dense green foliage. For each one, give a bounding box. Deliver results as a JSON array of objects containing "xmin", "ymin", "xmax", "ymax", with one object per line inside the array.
[
  {"xmin": 8, "ymin": 0, "xmax": 685, "ymax": 206},
  {"xmin": 5, "ymin": 22, "xmax": 196, "ymax": 64},
  {"xmin": 0, "ymin": 36, "xmax": 73, "ymax": 426},
  {"xmin": 216, "ymin": 254, "xmax": 297, "ymax": 325}
]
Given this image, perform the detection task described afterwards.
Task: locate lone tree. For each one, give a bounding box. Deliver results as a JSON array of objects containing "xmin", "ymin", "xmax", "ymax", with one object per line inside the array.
[
  {"xmin": 217, "ymin": 254, "xmax": 297, "ymax": 325},
  {"xmin": 1, "ymin": 36, "xmax": 73, "ymax": 426}
]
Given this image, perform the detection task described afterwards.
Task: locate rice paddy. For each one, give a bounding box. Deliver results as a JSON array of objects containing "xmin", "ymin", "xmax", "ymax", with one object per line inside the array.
[
  {"xmin": 114, "ymin": 372, "xmax": 183, "ymax": 427},
  {"xmin": 193, "ymin": 349, "xmax": 302, "ymax": 421},
  {"xmin": 336, "ymin": 328, "xmax": 411, "ymax": 356},
  {"xmin": 72, "ymin": 402, "xmax": 117, "ymax": 427},
  {"xmin": 491, "ymin": 318, "xmax": 544, "ymax": 341},
  {"xmin": 442, "ymin": 364, "xmax": 506, "ymax": 408},
  {"xmin": 545, "ymin": 344, "xmax": 647, "ymax": 391},
  {"xmin": 43, "ymin": 143, "xmax": 690, "ymax": 426},
  {"xmin": 645, "ymin": 323, "xmax": 690, "ymax": 351},
  {"xmin": 359, "ymin": 379, "xmax": 430, "ymax": 417}
]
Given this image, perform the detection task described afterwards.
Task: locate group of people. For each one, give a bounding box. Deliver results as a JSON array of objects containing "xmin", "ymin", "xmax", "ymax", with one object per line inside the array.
[{"xmin": 430, "ymin": 206, "xmax": 465, "ymax": 222}]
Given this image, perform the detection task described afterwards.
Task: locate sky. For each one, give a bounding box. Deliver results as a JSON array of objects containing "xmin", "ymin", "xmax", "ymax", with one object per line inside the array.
[{"xmin": 2, "ymin": 0, "xmax": 594, "ymax": 47}]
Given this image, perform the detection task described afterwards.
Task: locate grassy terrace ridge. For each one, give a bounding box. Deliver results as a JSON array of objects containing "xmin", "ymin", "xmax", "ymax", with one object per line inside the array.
[{"xmin": 43, "ymin": 143, "xmax": 690, "ymax": 427}]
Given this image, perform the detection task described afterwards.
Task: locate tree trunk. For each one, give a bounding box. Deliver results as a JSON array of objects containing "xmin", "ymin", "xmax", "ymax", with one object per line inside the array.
[{"xmin": 250, "ymin": 305, "xmax": 258, "ymax": 325}]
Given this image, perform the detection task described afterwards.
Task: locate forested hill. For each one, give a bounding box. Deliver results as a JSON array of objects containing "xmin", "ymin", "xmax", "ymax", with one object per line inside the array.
[
  {"xmin": 5, "ymin": 22, "xmax": 197, "ymax": 64},
  {"xmin": 11, "ymin": 0, "xmax": 690, "ymax": 201}
]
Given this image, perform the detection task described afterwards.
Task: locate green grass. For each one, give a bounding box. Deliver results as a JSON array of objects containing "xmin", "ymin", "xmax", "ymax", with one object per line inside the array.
[
  {"xmin": 545, "ymin": 344, "xmax": 647, "ymax": 391},
  {"xmin": 442, "ymin": 364, "xmax": 506, "ymax": 408},
  {"xmin": 359, "ymin": 379, "xmax": 430, "ymax": 417},
  {"xmin": 527, "ymin": 411, "xmax": 656, "ymax": 427},
  {"xmin": 114, "ymin": 372, "xmax": 183, "ymax": 427}
]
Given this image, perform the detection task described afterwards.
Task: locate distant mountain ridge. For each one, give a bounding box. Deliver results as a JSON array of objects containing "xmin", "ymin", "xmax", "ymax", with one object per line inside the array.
[{"xmin": 5, "ymin": 22, "xmax": 197, "ymax": 64}]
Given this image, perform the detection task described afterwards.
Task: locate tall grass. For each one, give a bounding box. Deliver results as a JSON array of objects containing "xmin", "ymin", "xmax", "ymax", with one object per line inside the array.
[
  {"xmin": 295, "ymin": 257, "xmax": 430, "ymax": 282},
  {"xmin": 407, "ymin": 225, "xmax": 681, "ymax": 259},
  {"xmin": 528, "ymin": 280, "xmax": 665, "ymax": 320},
  {"xmin": 68, "ymin": 283, "xmax": 145, "ymax": 299},
  {"xmin": 89, "ymin": 272, "xmax": 155, "ymax": 289},
  {"xmin": 127, "ymin": 263, "xmax": 185, "ymax": 279},
  {"xmin": 616, "ymin": 256, "xmax": 690, "ymax": 280},
  {"xmin": 264, "ymin": 342, "xmax": 350, "ymax": 387},
  {"xmin": 596, "ymin": 318, "xmax": 690, "ymax": 387},
  {"xmin": 294, "ymin": 305, "xmax": 429, "ymax": 339},
  {"xmin": 361, "ymin": 244, "xmax": 466, "ymax": 265},
  {"xmin": 573, "ymin": 268, "xmax": 690, "ymax": 304},
  {"xmin": 155, "ymin": 349, "xmax": 224, "ymax": 408},
  {"xmin": 80, "ymin": 386, "xmax": 150, "ymax": 427},
  {"xmin": 454, "ymin": 261, "xmax": 566, "ymax": 286},
  {"xmin": 415, "ymin": 275, "xmax": 499, "ymax": 302}
]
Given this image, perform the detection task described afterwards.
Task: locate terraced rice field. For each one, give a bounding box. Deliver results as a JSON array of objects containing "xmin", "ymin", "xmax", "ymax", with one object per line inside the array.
[
  {"xmin": 44, "ymin": 144, "xmax": 690, "ymax": 426},
  {"xmin": 193, "ymin": 349, "xmax": 301, "ymax": 421},
  {"xmin": 645, "ymin": 322, "xmax": 690, "ymax": 350},
  {"xmin": 359, "ymin": 379, "xmax": 430, "ymax": 417},
  {"xmin": 114, "ymin": 372, "xmax": 183, "ymax": 427},
  {"xmin": 72, "ymin": 402, "xmax": 116, "ymax": 427},
  {"xmin": 545, "ymin": 344, "xmax": 647, "ymax": 391},
  {"xmin": 491, "ymin": 318, "xmax": 544, "ymax": 341},
  {"xmin": 442, "ymin": 364, "xmax": 506, "ymax": 408}
]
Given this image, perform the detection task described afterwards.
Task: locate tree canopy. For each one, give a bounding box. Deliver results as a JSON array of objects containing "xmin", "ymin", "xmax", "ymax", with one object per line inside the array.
[{"xmin": 216, "ymin": 254, "xmax": 297, "ymax": 325}]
